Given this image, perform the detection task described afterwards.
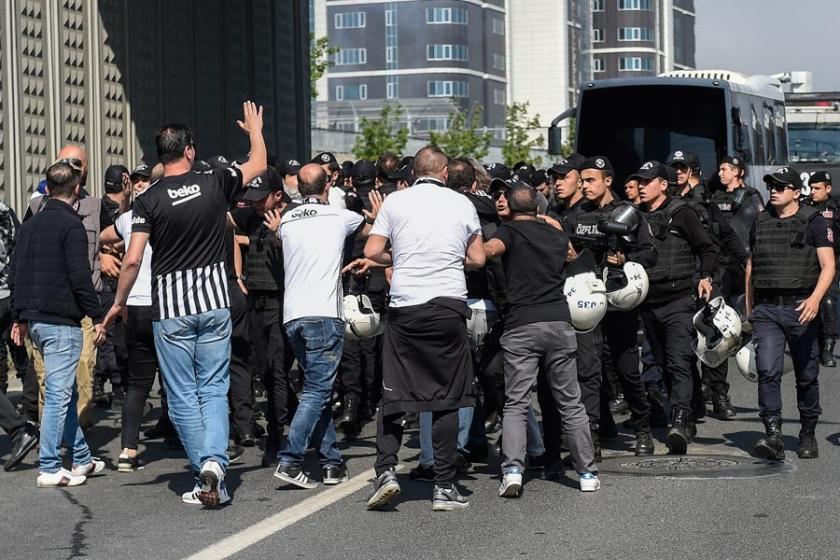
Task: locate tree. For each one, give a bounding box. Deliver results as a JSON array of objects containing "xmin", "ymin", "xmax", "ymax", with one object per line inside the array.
[
  {"xmin": 502, "ymin": 101, "xmax": 544, "ymax": 167},
  {"xmin": 428, "ymin": 105, "xmax": 492, "ymax": 160},
  {"xmin": 352, "ymin": 104, "xmax": 409, "ymax": 160},
  {"xmin": 310, "ymin": 35, "xmax": 339, "ymax": 100}
]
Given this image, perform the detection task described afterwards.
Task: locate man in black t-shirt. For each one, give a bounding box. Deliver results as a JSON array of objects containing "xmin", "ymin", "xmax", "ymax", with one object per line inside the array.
[
  {"xmin": 483, "ymin": 185, "xmax": 598, "ymax": 499},
  {"xmin": 100, "ymin": 101, "xmax": 267, "ymax": 507}
]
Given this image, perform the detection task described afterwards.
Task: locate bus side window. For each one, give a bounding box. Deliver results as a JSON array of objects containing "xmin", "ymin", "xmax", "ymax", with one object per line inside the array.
[
  {"xmin": 774, "ymin": 101, "xmax": 787, "ymax": 164},
  {"xmin": 764, "ymin": 102, "xmax": 778, "ymax": 165},
  {"xmin": 751, "ymin": 105, "xmax": 766, "ymax": 165}
]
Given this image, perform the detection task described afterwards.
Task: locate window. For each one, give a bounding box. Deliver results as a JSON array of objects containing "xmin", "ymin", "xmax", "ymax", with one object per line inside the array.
[
  {"xmin": 336, "ymin": 84, "xmax": 367, "ymax": 101},
  {"xmin": 335, "ymin": 121, "xmax": 356, "ymax": 132},
  {"xmin": 618, "ymin": 27, "xmax": 653, "ymax": 41},
  {"xmin": 334, "ymin": 11, "xmax": 366, "ymax": 29},
  {"xmin": 426, "ymin": 44, "xmax": 468, "ymax": 62},
  {"xmin": 619, "ymin": 56, "xmax": 654, "ymax": 71},
  {"xmin": 426, "ymin": 7, "xmax": 468, "ymax": 24},
  {"xmin": 417, "ymin": 117, "xmax": 450, "ymax": 132},
  {"xmin": 493, "ymin": 54, "xmax": 506, "ymax": 71},
  {"xmin": 427, "ymin": 80, "xmax": 469, "ymax": 97},
  {"xmin": 494, "ymin": 88, "xmax": 506, "ymax": 105},
  {"xmin": 492, "ymin": 18, "xmax": 505, "ymax": 35},
  {"xmin": 618, "ymin": 0, "xmax": 653, "ymax": 10},
  {"xmin": 386, "ymin": 46, "xmax": 397, "ymax": 63},
  {"xmin": 385, "ymin": 9, "xmax": 395, "ymax": 26},
  {"xmin": 592, "ymin": 0, "xmax": 604, "ymax": 11},
  {"xmin": 592, "ymin": 28, "xmax": 604, "ymax": 42},
  {"xmin": 335, "ymin": 48, "xmax": 367, "ymax": 65},
  {"xmin": 593, "ymin": 58, "xmax": 605, "ymax": 73},
  {"xmin": 359, "ymin": 84, "xmax": 367, "ymax": 100},
  {"xmin": 335, "ymin": 85, "xmax": 344, "ymax": 101},
  {"xmin": 386, "ymin": 78, "xmax": 398, "ymax": 99}
]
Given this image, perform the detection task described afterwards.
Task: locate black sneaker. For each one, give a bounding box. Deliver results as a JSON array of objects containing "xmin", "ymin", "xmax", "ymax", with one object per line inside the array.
[
  {"xmin": 409, "ymin": 464, "xmax": 435, "ymax": 482},
  {"xmin": 431, "ymin": 483, "xmax": 470, "ymax": 511},
  {"xmin": 117, "ymin": 454, "xmax": 144, "ymax": 473},
  {"xmin": 367, "ymin": 469, "xmax": 401, "ymax": 510},
  {"xmin": 227, "ymin": 443, "xmax": 244, "ymax": 464},
  {"xmin": 323, "ymin": 464, "xmax": 349, "ymax": 485},
  {"xmin": 527, "ymin": 453, "xmax": 546, "ymax": 471},
  {"xmin": 454, "ymin": 452, "xmax": 472, "ymax": 473},
  {"xmin": 274, "ymin": 464, "xmax": 318, "ymax": 489}
]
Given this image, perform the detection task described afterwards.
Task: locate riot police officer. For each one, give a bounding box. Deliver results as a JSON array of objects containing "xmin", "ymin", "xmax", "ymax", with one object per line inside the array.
[
  {"xmin": 634, "ymin": 161, "xmax": 718, "ymax": 454},
  {"xmin": 806, "ymin": 171, "xmax": 840, "ymax": 367},
  {"xmin": 746, "ymin": 166, "xmax": 835, "ymax": 460}
]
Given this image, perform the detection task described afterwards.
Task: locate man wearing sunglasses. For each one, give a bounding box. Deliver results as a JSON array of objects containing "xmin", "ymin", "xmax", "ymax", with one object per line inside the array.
[{"xmin": 746, "ymin": 166, "xmax": 835, "ymax": 461}]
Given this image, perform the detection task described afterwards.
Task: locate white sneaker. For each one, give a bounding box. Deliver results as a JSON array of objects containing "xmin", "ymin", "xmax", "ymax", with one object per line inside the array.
[
  {"xmin": 198, "ymin": 460, "xmax": 228, "ymax": 507},
  {"xmin": 37, "ymin": 469, "xmax": 87, "ymax": 488},
  {"xmin": 579, "ymin": 471, "xmax": 601, "ymax": 492},
  {"xmin": 499, "ymin": 469, "xmax": 523, "ymax": 498},
  {"xmin": 71, "ymin": 457, "xmax": 106, "ymax": 477},
  {"xmin": 182, "ymin": 482, "xmax": 203, "ymax": 505}
]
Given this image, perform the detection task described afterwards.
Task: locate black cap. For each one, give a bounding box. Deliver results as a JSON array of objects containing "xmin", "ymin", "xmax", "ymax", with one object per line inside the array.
[
  {"xmin": 489, "ymin": 177, "xmax": 531, "ymax": 194},
  {"xmin": 531, "ymin": 169, "xmax": 548, "ymax": 186},
  {"xmin": 352, "ymin": 160, "xmax": 377, "ymax": 187},
  {"xmin": 484, "ymin": 162, "xmax": 511, "ymax": 180},
  {"xmin": 242, "ymin": 167, "xmax": 284, "ymax": 202},
  {"xmin": 130, "ymin": 162, "xmax": 151, "ymax": 179},
  {"xmin": 388, "ymin": 157, "xmax": 414, "ymax": 181},
  {"xmin": 207, "ymin": 155, "xmax": 230, "ymax": 170},
  {"xmin": 763, "ymin": 166, "xmax": 804, "ymax": 190},
  {"xmin": 312, "ymin": 152, "xmax": 338, "ymax": 166},
  {"xmin": 512, "ymin": 162, "xmax": 535, "ymax": 184},
  {"xmin": 720, "ymin": 155, "xmax": 745, "ymax": 169},
  {"xmin": 579, "ymin": 156, "xmax": 614, "ymax": 174},
  {"xmin": 808, "ymin": 170, "xmax": 832, "ymax": 185},
  {"xmin": 104, "ymin": 164, "xmax": 129, "ymax": 193},
  {"xmin": 627, "ymin": 160, "xmax": 670, "ymax": 182},
  {"xmin": 667, "ymin": 150, "xmax": 700, "ymax": 169},
  {"xmin": 280, "ymin": 159, "xmax": 301, "ymax": 176},
  {"xmin": 547, "ymin": 153, "xmax": 585, "ymax": 177}
]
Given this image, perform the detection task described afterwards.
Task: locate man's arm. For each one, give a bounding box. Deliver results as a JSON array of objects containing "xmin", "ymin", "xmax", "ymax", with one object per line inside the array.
[
  {"xmin": 65, "ymin": 224, "xmax": 104, "ymax": 323},
  {"xmin": 363, "ymin": 234, "xmax": 393, "ymax": 266},
  {"xmin": 465, "ymin": 233, "xmax": 487, "ymax": 270},
  {"xmin": 236, "ymin": 101, "xmax": 267, "ymax": 187},
  {"xmin": 482, "ymin": 238, "xmax": 506, "ymax": 260},
  {"xmin": 98, "ymin": 231, "xmax": 149, "ymax": 343},
  {"xmin": 744, "ymin": 256, "xmax": 753, "ymax": 318}
]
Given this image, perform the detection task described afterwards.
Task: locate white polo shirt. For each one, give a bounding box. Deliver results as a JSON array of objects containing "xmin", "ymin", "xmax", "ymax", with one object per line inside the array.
[
  {"xmin": 114, "ymin": 210, "xmax": 154, "ymax": 307},
  {"xmin": 280, "ymin": 200, "xmax": 363, "ymax": 324},
  {"xmin": 370, "ymin": 179, "xmax": 481, "ymax": 307}
]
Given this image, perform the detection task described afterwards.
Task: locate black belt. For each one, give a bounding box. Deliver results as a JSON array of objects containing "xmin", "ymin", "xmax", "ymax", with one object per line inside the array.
[{"xmin": 755, "ymin": 294, "xmax": 809, "ymax": 306}]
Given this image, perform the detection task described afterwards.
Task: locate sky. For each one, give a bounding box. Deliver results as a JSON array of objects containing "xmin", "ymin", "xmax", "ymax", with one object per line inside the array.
[{"xmin": 695, "ymin": 0, "xmax": 840, "ymax": 91}]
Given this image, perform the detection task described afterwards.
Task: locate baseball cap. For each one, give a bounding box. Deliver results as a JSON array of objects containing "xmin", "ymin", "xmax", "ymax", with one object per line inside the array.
[
  {"xmin": 531, "ymin": 169, "xmax": 548, "ymax": 186},
  {"xmin": 808, "ymin": 170, "xmax": 832, "ymax": 185},
  {"xmin": 512, "ymin": 162, "xmax": 536, "ymax": 184},
  {"xmin": 720, "ymin": 155, "xmax": 745, "ymax": 169},
  {"xmin": 388, "ymin": 157, "xmax": 414, "ymax": 181},
  {"xmin": 312, "ymin": 152, "xmax": 338, "ymax": 166},
  {"xmin": 579, "ymin": 156, "xmax": 614, "ymax": 175},
  {"xmin": 548, "ymin": 153, "xmax": 586, "ymax": 177},
  {"xmin": 627, "ymin": 160, "xmax": 670, "ymax": 182},
  {"xmin": 242, "ymin": 167, "xmax": 283, "ymax": 202},
  {"xmin": 763, "ymin": 166, "xmax": 804, "ymax": 190},
  {"xmin": 484, "ymin": 162, "xmax": 511, "ymax": 181},
  {"xmin": 130, "ymin": 162, "xmax": 151, "ymax": 179},
  {"xmin": 207, "ymin": 155, "xmax": 230, "ymax": 170},
  {"xmin": 489, "ymin": 177, "xmax": 531, "ymax": 195},
  {"xmin": 104, "ymin": 164, "xmax": 129, "ymax": 193},
  {"xmin": 352, "ymin": 160, "xmax": 377, "ymax": 187},
  {"xmin": 667, "ymin": 150, "xmax": 700, "ymax": 169},
  {"xmin": 279, "ymin": 159, "xmax": 301, "ymax": 176}
]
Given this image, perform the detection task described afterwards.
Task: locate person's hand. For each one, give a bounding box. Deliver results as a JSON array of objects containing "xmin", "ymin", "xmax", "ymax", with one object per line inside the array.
[
  {"xmin": 697, "ymin": 277, "xmax": 713, "ymax": 301},
  {"xmin": 606, "ymin": 250, "xmax": 626, "ymax": 266},
  {"xmin": 237, "ymin": 101, "xmax": 264, "ymax": 135},
  {"xmin": 237, "ymin": 278, "xmax": 249, "ymax": 295},
  {"xmin": 364, "ymin": 190, "xmax": 384, "ymax": 223},
  {"xmin": 93, "ymin": 323, "xmax": 105, "ymax": 347},
  {"xmin": 100, "ymin": 253, "xmax": 122, "ymax": 278},
  {"xmin": 342, "ymin": 258, "xmax": 375, "ymax": 276},
  {"xmin": 98, "ymin": 304, "xmax": 125, "ymax": 345},
  {"xmin": 11, "ymin": 322, "xmax": 27, "ymax": 347},
  {"xmin": 536, "ymin": 214, "xmax": 563, "ymax": 231},
  {"xmin": 263, "ymin": 209, "xmax": 282, "ymax": 233},
  {"xmin": 796, "ymin": 296, "xmax": 820, "ymax": 325},
  {"xmin": 566, "ymin": 243, "xmax": 579, "ymax": 262}
]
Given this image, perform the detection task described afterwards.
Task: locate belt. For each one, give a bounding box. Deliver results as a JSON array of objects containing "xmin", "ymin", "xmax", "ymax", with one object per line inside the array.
[{"xmin": 755, "ymin": 294, "xmax": 808, "ymax": 306}]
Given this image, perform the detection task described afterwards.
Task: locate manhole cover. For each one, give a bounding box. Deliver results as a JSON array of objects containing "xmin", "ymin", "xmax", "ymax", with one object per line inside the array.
[{"xmin": 598, "ymin": 454, "xmax": 795, "ymax": 479}]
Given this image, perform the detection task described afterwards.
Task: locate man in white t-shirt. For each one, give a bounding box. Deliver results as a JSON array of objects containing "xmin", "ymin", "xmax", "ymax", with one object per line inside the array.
[
  {"xmin": 347, "ymin": 146, "xmax": 485, "ymax": 512},
  {"xmin": 264, "ymin": 163, "xmax": 379, "ymax": 489}
]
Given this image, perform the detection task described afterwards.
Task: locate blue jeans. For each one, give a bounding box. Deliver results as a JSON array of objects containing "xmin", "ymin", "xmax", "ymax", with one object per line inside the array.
[
  {"xmin": 153, "ymin": 309, "xmax": 232, "ymax": 474},
  {"xmin": 30, "ymin": 322, "xmax": 91, "ymax": 474},
  {"xmin": 279, "ymin": 317, "xmax": 344, "ymax": 467}
]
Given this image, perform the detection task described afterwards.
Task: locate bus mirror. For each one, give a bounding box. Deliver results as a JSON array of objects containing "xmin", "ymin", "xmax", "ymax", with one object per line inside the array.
[{"xmin": 548, "ymin": 126, "xmax": 563, "ymax": 155}]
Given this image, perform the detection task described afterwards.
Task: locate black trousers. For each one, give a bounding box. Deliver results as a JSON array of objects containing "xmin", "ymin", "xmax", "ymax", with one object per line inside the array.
[
  {"xmin": 0, "ymin": 297, "xmax": 36, "ymax": 419},
  {"xmin": 339, "ymin": 335, "xmax": 381, "ymax": 409},
  {"xmin": 820, "ymin": 265, "xmax": 839, "ymax": 339},
  {"xmin": 95, "ymin": 279, "xmax": 128, "ymax": 387},
  {"xmin": 601, "ymin": 310, "xmax": 650, "ymax": 427},
  {"xmin": 121, "ymin": 306, "xmax": 158, "ymax": 450},
  {"xmin": 375, "ymin": 407, "xmax": 459, "ymax": 483},
  {"xmin": 249, "ymin": 294, "xmax": 295, "ymax": 447},
  {"xmin": 641, "ymin": 295, "xmax": 697, "ymax": 412},
  {"xmin": 228, "ymin": 285, "xmax": 252, "ymax": 443}
]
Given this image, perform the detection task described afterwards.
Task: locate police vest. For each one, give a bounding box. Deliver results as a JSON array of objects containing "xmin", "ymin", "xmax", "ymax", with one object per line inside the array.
[
  {"xmin": 810, "ymin": 199, "xmax": 840, "ymax": 252},
  {"xmin": 710, "ymin": 186, "xmax": 759, "ymax": 263},
  {"xmin": 646, "ymin": 198, "xmax": 696, "ymax": 283},
  {"xmin": 752, "ymin": 206, "xmax": 821, "ymax": 292},
  {"xmin": 573, "ymin": 204, "xmax": 608, "ymax": 264},
  {"xmin": 29, "ymin": 194, "xmax": 102, "ymax": 292},
  {"xmin": 245, "ymin": 224, "xmax": 283, "ymax": 292}
]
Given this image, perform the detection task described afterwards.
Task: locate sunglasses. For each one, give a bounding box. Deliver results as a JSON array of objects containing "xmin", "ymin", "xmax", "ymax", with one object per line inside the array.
[
  {"xmin": 769, "ymin": 183, "xmax": 795, "ymax": 193},
  {"xmin": 491, "ymin": 190, "xmax": 508, "ymax": 201},
  {"xmin": 54, "ymin": 158, "xmax": 83, "ymax": 173}
]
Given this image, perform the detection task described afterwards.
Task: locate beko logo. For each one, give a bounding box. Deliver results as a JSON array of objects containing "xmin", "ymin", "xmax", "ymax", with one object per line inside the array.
[{"xmin": 168, "ymin": 184, "xmax": 202, "ymax": 206}]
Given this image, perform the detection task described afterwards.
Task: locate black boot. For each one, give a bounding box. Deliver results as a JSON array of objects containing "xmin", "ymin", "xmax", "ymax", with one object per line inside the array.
[
  {"xmin": 667, "ymin": 409, "xmax": 690, "ymax": 455},
  {"xmin": 754, "ymin": 416, "xmax": 785, "ymax": 461},
  {"xmin": 635, "ymin": 422, "xmax": 655, "ymax": 456},
  {"xmin": 820, "ymin": 338, "xmax": 837, "ymax": 367},
  {"xmin": 797, "ymin": 418, "xmax": 819, "ymax": 459},
  {"xmin": 339, "ymin": 394, "xmax": 360, "ymax": 435},
  {"xmin": 608, "ymin": 393, "xmax": 629, "ymax": 415},
  {"xmin": 712, "ymin": 392, "xmax": 737, "ymax": 420}
]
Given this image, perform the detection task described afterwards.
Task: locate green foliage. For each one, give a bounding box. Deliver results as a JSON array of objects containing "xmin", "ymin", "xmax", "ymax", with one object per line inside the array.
[
  {"xmin": 502, "ymin": 101, "xmax": 544, "ymax": 167},
  {"xmin": 352, "ymin": 104, "xmax": 409, "ymax": 160},
  {"xmin": 310, "ymin": 35, "xmax": 339, "ymax": 100},
  {"xmin": 428, "ymin": 105, "xmax": 492, "ymax": 160}
]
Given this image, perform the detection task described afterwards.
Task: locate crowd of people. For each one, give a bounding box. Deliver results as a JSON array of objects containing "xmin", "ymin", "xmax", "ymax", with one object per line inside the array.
[{"xmin": 0, "ymin": 100, "xmax": 836, "ymax": 511}]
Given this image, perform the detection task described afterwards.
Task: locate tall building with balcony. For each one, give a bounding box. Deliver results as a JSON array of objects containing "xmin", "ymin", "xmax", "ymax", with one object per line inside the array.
[{"xmin": 312, "ymin": 0, "xmax": 507, "ymax": 136}]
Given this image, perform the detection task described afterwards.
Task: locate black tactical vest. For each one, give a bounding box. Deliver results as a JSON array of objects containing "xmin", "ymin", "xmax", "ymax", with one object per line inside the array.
[
  {"xmin": 245, "ymin": 224, "xmax": 284, "ymax": 292},
  {"xmin": 711, "ymin": 186, "xmax": 760, "ymax": 264},
  {"xmin": 646, "ymin": 197, "xmax": 696, "ymax": 283},
  {"xmin": 752, "ymin": 206, "xmax": 821, "ymax": 292}
]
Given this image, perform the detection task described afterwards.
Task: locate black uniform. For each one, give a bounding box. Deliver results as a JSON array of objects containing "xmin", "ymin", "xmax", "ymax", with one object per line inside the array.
[
  {"xmin": 806, "ymin": 197, "xmax": 840, "ymax": 360},
  {"xmin": 710, "ymin": 185, "xmax": 763, "ymax": 299}
]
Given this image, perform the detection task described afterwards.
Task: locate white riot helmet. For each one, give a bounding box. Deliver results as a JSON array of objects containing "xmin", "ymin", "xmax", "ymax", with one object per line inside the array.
[
  {"xmin": 343, "ymin": 294, "xmax": 384, "ymax": 340},
  {"xmin": 692, "ymin": 297, "xmax": 742, "ymax": 367},
  {"xmin": 602, "ymin": 262, "xmax": 649, "ymax": 310},
  {"xmin": 564, "ymin": 249, "xmax": 608, "ymax": 333},
  {"xmin": 734, "ymin": 340, "xmax": 794, "ymax": 383}
]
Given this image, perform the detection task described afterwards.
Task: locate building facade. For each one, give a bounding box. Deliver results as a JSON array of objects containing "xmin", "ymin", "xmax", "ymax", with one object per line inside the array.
[{"xmin": 313, "ymin": 0, "xmax": 507, "ymax": 137}]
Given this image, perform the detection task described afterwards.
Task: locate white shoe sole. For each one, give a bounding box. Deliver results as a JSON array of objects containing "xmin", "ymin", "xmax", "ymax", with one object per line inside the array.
[
  {"xmin": 499, "ymin": 480, "xmax": 522, "ymax": 498},
  {"xmin": 199, "ymin": 467, "xmax": 223, "ymax": 507},
  {"xmin": 432, "ymin": 500, "xmax": 470, "ymax": 511},
  {"xmin": 274, "ymin": 470, "xmax": 318, "ymax": 490},
  {"xmin": 71, "ymin": 461, "xmax": 105, "ymax": 477},
  {"xmin": 579, "ymin": 480, "xmax": 601, "ymax": 492},
  {"xmin": 366, "ymin": 482, "xmax": 400, "ymax": 510},
  {"xmin": 323, "ymin": 475, "xmax": 349, "ymax": 486},
  {"xmin": 37, "ymin": 474, "xmax": 86, "ymax": 488}
]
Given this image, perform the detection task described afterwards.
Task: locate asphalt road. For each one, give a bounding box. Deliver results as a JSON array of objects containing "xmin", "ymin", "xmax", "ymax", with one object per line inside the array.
[{"xmin": 2, "ymin": 358, "xmax": 840, "ymax": 560}]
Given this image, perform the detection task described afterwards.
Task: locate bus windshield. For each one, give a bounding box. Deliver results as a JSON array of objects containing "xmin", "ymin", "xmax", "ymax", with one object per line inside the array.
[
  {"xmin": 788, "ymin": 124, "xmax": 840, "ymax": 164},
  {"xmin": 576, "ymin": 85, "xmax": 728, "ymax": 182}
]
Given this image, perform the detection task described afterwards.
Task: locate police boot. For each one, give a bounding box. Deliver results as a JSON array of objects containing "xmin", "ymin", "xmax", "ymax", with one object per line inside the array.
[
  {"xmin": 339, "ymin": 394, "xmax": 360, "ymax": 435},
  {"xmin": 797, "ymin": 418, "xmax": 819, "ymax": 459},
  {"xmin": 667, "ymin": 409, "xmax": 690, "ymax": 455},
  {"xmin": 634, "ymin": 422, "xmax": 655, "ymax": 456},
  {"xmin": 820, "ymin": 338, "xmax": 837, "ymax": 368},
  {"xmin": 712, "ymin": 391, "xmax": 737, "ymax": 421},
  {"xmin": 754, "ymin": 417, "xmax": 785, "ymax": 462}
]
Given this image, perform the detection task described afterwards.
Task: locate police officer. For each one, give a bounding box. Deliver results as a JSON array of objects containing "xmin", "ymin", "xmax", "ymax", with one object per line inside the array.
[
  {"xmin": 746, "ymin": 166, "xmax": 835, "ymax": 460},
  {"xmin": 806, "ymin": 171, "xmax": 840, "ymax": 367},
  {"xmin": 568, "ymin": 156, "xmax": 656, "ymax": 457},
  {"xmin": 634, "ymin": 161, "xmax": 718, "ymax": 455}
]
